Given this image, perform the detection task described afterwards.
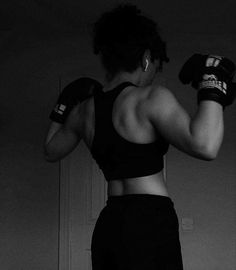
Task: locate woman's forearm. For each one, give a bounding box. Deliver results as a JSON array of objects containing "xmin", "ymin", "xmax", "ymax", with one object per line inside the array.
[{"xmin": 190, "ymin": 100, "xmax": 224, "ymax": 158}]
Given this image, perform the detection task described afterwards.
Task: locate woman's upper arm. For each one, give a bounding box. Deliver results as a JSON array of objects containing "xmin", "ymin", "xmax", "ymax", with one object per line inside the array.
[
  {"xmin": 44, "ymin": 105, "xmax": 82, "ymax": 162},
  {"xmin": 45, "ymin": 121, "xmax": 62, "ymax": 145},
  {"xmin": 146, "ymin": 86, "xmax": 208, "ymax": 159}
]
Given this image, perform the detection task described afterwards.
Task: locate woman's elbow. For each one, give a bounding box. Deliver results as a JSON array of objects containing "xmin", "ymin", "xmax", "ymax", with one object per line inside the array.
[
  {"xmin": 200, "ymin": 152, "xmax": 217, "ymax": 161},
  {"xmin": 43, "ymin": 145, "xmax": 60, "ymax": 163},
  {"xmin": 195, "ymin": 143, "xmax": 219, "ymax": 161},
  {"xmin": 44, "ymin": 154, "xmax": 60, "ymax": 163}
]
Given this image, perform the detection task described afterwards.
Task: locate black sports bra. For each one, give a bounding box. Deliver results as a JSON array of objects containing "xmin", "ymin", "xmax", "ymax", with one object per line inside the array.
[{"xmin": 91, "ymin": 82, "xmax": 169, "ymax": 181}]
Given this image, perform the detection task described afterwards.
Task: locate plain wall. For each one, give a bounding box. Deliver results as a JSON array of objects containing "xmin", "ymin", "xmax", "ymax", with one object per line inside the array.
[
  {"xmin": 0, "ymin": 4, "xmax": 235, "ymax": 270},
  {"xmin": 164, "ymin": 34, "xmax": 236, "ymax": 270}
]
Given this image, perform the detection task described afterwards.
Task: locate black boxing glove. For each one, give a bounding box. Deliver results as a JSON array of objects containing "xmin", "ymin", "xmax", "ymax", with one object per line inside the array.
[
  {"xmin": 179, "ymin": 54, "xmax": 236, "ymax": 108},
  {"xmin": 49, "ymin": 77, "xmax": 103, "ymax": 124}
]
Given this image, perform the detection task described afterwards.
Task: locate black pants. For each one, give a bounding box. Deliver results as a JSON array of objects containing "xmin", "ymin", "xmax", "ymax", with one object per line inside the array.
[{"xmin": 91, "ymin": 194, "xmax": 183, "ymax": 270}]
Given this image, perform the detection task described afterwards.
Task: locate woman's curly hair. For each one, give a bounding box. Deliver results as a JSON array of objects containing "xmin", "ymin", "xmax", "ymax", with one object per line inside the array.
[{"xmin": 93, "ymin": 4, "xmax": 169, "ymax": 79}]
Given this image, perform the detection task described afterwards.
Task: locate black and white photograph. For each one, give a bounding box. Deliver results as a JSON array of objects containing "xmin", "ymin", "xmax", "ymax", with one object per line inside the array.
[{"xmin": 0, "ymin": 1, "xmax": 235, "ymax": 269}]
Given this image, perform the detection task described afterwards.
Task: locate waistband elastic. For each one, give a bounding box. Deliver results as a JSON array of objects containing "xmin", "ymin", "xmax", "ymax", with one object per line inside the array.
[{"xmin": 106, "ymin": 194, "xmax": 174, "ymax": 207}]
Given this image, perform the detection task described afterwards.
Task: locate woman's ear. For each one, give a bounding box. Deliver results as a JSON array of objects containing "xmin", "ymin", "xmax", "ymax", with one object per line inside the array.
[{"xmin": 142, "ymin": 49, "xmax": 151, "ymax": 71}]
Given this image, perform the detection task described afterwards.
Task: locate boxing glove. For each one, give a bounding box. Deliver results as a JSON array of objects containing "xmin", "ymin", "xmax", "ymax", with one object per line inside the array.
[
  {"xmin": 179, "ymin": 54, "xmax": 236, "ymax": 107},
  {"xmin": 49, "ymin": 77, "xmax": 103, "ymax": 124}
]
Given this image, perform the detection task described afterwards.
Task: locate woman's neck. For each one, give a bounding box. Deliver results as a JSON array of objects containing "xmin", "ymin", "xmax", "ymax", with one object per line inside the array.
[{"xmin": 103, "ymin": 71, "xmax": 141, "ymax": 92}]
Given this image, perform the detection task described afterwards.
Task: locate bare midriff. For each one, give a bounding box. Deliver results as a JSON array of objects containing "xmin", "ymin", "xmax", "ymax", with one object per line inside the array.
[{"xmin": 107, "ymin": 170, "xmax": 169, "ymax": 197}]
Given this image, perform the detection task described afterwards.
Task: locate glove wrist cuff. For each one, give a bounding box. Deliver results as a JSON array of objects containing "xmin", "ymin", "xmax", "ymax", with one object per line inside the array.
[{"xmin": 197, "ymin": 88, "xmax": 226, "ymax": 108}]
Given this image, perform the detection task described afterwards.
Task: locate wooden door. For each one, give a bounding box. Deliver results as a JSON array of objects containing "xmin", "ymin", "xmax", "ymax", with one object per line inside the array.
[{"xmin": 59, "ymin": 141, "xmax": 107, "ymax": 270}]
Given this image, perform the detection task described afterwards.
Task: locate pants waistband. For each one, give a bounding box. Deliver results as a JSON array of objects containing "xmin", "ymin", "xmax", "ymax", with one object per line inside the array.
[{"xmin": 106, "ymin": 194, "xmax": 174, "ymax": 207}]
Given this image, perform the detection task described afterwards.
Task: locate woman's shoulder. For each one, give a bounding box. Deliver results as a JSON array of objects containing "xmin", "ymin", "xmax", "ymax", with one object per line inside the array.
[
  {"xmin": 148, "ymin": 83, "xmax": 173, "ymax": 99},
  {"xmin": 137, "ymin": 83, "xmax": 174, "ymax": 106},
  {"xmin": 137, "ymin": 83, "xmax": 180, "ymax": 123}
]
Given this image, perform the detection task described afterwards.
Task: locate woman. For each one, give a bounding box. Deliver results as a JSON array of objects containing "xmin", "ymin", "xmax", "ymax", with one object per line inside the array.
[{"xmin": 44, "ymin": 4, "xmax": 235, "ymax": 270}]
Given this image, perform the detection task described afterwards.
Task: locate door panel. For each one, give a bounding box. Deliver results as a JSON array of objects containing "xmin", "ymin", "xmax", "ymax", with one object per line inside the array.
[{"xmin": 59, "ymin": 141, "xmax": 107, "ymax": 270}]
